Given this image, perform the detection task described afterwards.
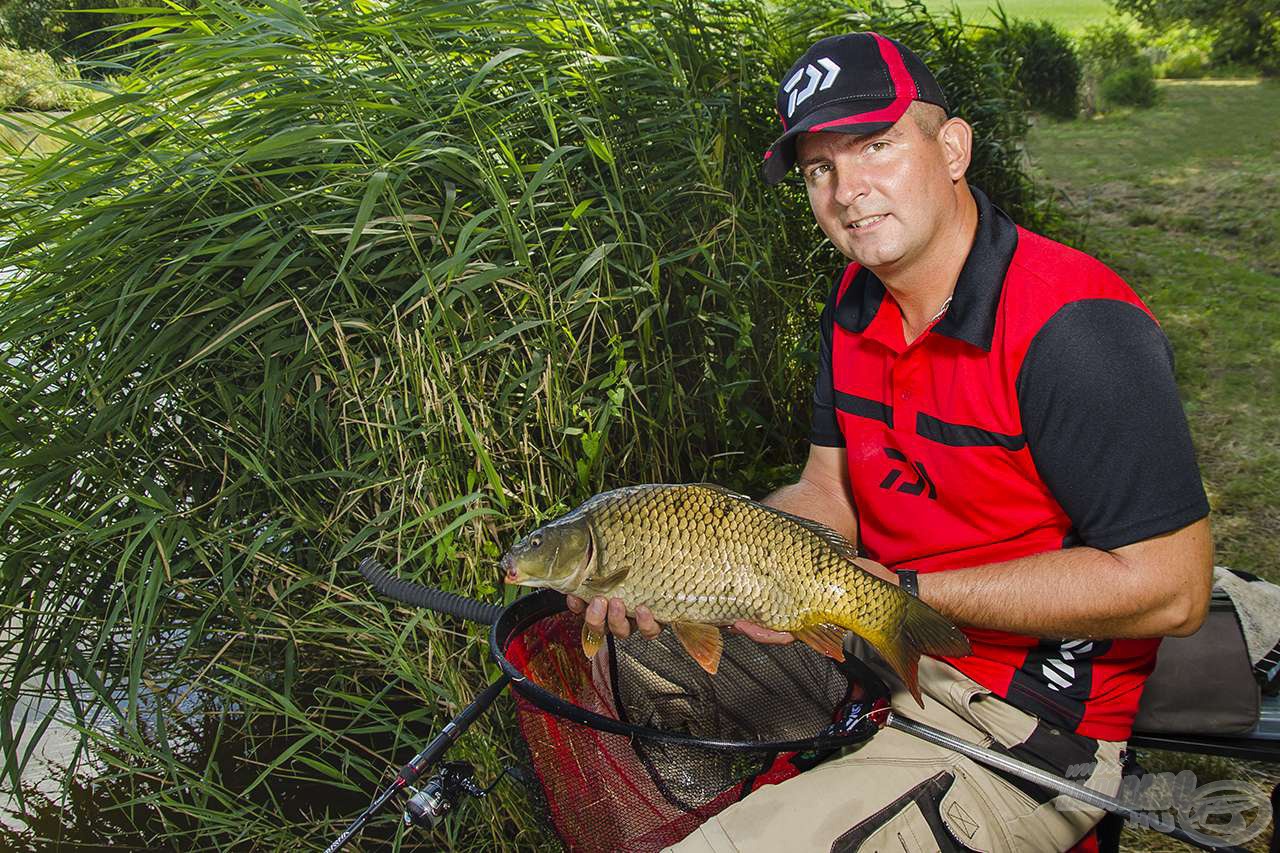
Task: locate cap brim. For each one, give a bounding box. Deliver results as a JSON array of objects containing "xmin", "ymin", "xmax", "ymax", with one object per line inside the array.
[{"xmin": 761, "ymin": 97, "xmax": 906, "ymax": 186}]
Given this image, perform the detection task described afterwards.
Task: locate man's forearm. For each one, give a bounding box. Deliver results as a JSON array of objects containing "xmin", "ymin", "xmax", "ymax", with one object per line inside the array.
[
  {"xmin": 761, "ymin": 449, "xmax": 1211, "ymax": 643},
  {"xmin": 918, "ymin": 519, "xmax": 1212, "ymax": 639},
  {"xmin": 761, "ymin": 477, "xmax": 1194, "ymax": 638}
]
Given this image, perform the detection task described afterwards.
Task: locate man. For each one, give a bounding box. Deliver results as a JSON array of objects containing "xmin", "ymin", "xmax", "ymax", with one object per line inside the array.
[{"xmin": 570, "ymin": 31, "xmax": 1213, "ymax": 852}]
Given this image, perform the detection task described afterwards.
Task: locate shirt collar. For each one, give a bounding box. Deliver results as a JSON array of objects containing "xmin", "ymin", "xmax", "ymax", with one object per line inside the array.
[{"xmin": 833, "ymin": 186, "xmax": 1018, "ymax": 352}]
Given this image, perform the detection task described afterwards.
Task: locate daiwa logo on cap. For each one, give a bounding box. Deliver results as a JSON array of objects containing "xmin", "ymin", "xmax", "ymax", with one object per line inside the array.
[{"xmin": 782, "ymin": 57, "xmax": 841, "ymax": 118}]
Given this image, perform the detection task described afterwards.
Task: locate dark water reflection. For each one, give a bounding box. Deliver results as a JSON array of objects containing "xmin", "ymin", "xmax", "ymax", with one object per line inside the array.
[
  {"xmin": 1, "ymin": 706, "xmax": 406, "ymax": 850},
  {"xmin": 0, "ymin": 660, "xmax": 513, "ymax": 850}
]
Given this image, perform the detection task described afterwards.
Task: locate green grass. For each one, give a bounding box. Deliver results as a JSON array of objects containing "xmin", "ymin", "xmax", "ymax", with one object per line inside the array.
[
  {"xmin": 1028, "ymin": 79, "xmax": 1280, "ymax": 576},
  {"xmin": 1028, "ymin": 77, "xmax": 1280, "ymax": 851},
  {"xmin": 891, "ymin": 0, "xmax": 1119, "ymax": 34}
]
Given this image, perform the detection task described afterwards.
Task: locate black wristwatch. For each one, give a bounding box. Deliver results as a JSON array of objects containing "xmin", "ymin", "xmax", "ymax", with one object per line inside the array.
[{"xmin": 895, "ymin": 569, "xmax": 919, "ymax": 598}]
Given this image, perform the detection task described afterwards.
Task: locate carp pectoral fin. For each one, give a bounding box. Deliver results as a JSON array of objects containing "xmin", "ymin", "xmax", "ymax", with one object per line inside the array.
[
  {"xmin": 581, "ymin": 621, "xmax": 606, "ymax": 659},
  {"xmin": 793, "ymin": 623, "xmax": 847, "ymax": 662},
  {"xmin": 671, "ymin": 622, "xmax": 723, "ymax": 675}
]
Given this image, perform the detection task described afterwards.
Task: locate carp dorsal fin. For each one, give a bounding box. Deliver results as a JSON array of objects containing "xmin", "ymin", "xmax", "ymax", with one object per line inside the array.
[
  {"xmin": 671, "ymin": 622, "xmax": 723, "ymax": 675},
  {"xmin": 784, "ymin": 514, "xmax": 861, "ymax": 562},
  {"xmin": 692, "ymin": 482, "xmax": 752, "ymax": 501},
  {"xmin": 692, "ymin": 483, "xmax": 861, "ymax": 561},
  {"xmin": 691, "ymin": 481, "xmax": 860, "ymax": 560}
]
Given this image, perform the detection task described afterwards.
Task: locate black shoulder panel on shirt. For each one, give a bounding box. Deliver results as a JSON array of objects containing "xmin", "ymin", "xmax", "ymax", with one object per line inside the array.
[
  {"xmin": 1016, "ymin": 299, "xmax": 1209, "ymax": 551},
  {"xmin": 809, "ymin": 271, "xmax": 847, "ymax": 447}
]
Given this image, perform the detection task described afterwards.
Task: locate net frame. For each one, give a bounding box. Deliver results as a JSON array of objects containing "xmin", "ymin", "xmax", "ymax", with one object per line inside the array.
[{"xmin": 489, "ymin": 590, "xmax": 886, "ymax": 754}]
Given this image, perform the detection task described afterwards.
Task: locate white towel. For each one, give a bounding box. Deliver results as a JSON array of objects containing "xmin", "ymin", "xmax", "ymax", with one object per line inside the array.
[{"xmin": 1214, "ymin": 566, "xmax": 1280, "ymax": 682}]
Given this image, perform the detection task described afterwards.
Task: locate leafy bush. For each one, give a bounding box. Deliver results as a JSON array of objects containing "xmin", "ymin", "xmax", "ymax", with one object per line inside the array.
[
  {"xmin": 1100, "ymin": 62, "xmax": 1159, "ymax": 106},
  {"xmin": 0, "ymin": 44, "xmax": 100, "ymax": 109},
  {"xmin": 978, "ymin": 18, "xmax": 1081, "ymax": 120},
  {"xmin": 1079, "ymin": 22, "xmax": 1159, "ymax": 112},
  {"xmin": 1079, "ymin": 22, "xmax": 1144, "ymax": 79},
  {"xmin": 1144, "ymin": 24, "xmax": 1212, "ymax": 78},
  {"xmin": 1157, "ymin": 44, "xmax": 1210, "ymax": 78},
  {"xmin": 0, "ymin": 0, "xmax": 1054, "ymax": 846}
]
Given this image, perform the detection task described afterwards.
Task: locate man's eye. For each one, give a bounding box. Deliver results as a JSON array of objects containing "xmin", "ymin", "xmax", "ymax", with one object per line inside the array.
[
  {"xmin": 867, "ymin": 141, "xmax": 890, "ymax": 154},
  {"xmin": 804, "ymin": 164, "xmax": 831, "ymax": 180}
]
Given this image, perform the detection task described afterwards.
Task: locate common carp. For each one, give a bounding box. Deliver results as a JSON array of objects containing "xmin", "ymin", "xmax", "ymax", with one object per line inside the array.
[{"xmin": 501, "ymin": 483, "xmax": 970, "ymax": 704}]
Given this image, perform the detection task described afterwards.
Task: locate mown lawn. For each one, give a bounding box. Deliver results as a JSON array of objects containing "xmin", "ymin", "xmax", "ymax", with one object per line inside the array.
[
  {"xmin": 0, "ymin": 111, "xmax": 88, "ymax": 159},
  {"xmin": 1028, "ymin": 78, "xmax": 1280, "ymax": 851},
  {"xmin": 891, "ymin": 0, "xmax": 1117, "ymax": 33}
]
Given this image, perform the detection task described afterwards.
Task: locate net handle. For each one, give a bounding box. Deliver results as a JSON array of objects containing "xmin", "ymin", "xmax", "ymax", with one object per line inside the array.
[{"xmin": 488, "ymin": 590, "xmax": 876, "ymax": 753}]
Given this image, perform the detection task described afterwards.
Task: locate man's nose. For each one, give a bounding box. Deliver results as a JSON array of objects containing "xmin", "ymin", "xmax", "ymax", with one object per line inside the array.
[{"xmin": 833, "ymin": 165, "xmax": 870, "ymax": 207}]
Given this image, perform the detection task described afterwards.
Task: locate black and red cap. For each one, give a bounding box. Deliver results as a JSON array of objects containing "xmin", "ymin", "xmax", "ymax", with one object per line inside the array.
[{"xmin": 763, "ymin": 32, "xmax": 948, "ymax": 185}]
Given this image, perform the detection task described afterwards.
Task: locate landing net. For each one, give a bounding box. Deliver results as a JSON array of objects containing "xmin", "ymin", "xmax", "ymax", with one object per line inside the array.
[{"xmin": 491, "ymin": 591, "xmax": 884, "ymax": 852}]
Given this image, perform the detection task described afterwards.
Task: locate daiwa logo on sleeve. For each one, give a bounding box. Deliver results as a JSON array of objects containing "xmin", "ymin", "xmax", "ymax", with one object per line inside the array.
[{"xmin": 783, "ymin": 57, "xmax": 841, "ymax": 117}]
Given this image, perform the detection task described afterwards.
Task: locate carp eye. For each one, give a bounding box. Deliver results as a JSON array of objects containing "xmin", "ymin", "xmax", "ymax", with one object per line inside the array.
[{"xmin": 531, "ymin": 534, "xmax": 542, "ymax": 548}]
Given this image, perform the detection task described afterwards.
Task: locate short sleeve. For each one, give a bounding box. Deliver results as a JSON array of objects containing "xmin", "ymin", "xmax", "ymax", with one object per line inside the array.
[
  {"xmin": 1016, "ymin": 299, "xmax": 1209, "ymax": 550},
  {"xmin": 809, "ymin": 276, "xmax": 846, "ymax": 448}
]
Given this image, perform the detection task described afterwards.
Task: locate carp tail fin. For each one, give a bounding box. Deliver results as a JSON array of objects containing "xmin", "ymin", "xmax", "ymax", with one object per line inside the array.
[{"xmin": 871, "ymin": 596, "xmax": 972, "ymax": 707}]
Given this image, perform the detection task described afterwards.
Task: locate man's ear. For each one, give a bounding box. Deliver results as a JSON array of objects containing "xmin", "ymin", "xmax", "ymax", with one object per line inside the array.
[{"xmin": 939, "ymin": 117, "xmax": 973, "ymax": 181}]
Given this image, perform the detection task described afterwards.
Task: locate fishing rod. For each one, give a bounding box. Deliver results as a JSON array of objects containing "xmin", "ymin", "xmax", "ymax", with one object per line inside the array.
[
  {"xmin": 326, "ymin": 558, "xmax": 511, "ymax": 853},
  {"xmin": 883, "ymin": 712, "xmax": 1256, "ymax": 853},
  {"xmin": 325, "ymin": 674, "xmax": 511, "ymax": 853}
]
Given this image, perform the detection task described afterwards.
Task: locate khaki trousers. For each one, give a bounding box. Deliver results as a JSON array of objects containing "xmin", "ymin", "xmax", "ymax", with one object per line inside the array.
[{"xmin": 666, "ymin": 656, "xmax": 1123, "ymax": 853}]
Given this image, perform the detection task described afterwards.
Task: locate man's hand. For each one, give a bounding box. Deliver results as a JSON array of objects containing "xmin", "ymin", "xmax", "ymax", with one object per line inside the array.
[{"xmin": 566, "ymin": 594, "xmax": 662, "ymax": 640}]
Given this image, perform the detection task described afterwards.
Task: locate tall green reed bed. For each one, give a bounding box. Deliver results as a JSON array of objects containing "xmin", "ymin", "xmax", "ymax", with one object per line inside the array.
[{"xmin": 0, "ymin": 0, "xmax": 1046, "ymax": 847}]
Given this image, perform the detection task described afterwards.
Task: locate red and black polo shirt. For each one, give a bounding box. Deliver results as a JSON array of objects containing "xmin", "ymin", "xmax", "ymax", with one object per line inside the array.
[{"xmin": 809, "ymin": 187, "xmax": 1210, "ymax": 741}]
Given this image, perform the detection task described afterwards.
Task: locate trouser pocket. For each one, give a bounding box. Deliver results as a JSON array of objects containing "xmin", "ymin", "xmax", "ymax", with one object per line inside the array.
[{"xmin": 831, "ymin": 771, "xmax": 968, "ymax": 853}]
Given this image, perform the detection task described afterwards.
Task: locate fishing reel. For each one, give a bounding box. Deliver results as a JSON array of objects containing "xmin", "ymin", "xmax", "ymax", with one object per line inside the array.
[{"xmin": 402, "ymin": 761, "xmax": 486, "ymax": 829}]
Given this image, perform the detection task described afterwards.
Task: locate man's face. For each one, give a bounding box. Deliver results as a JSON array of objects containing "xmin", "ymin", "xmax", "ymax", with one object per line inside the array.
[{"xmin": 795, "ymin": 114, "xmax": 961, "ymax": 272}]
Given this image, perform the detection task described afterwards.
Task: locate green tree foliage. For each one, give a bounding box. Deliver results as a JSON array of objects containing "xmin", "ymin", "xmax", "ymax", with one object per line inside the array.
[
  {"xmin": 1147, "ymin": 25, "xmax": 1214, "ymax": 78},
  {"xmin": 0, "ymin": 0, "xmax": 137, "ymax": 67},
  {"xmin": 978, "ymin": 18, "xmax": 1082, "ymax": 119},
  {"xmin": 1111, "ymin": 0, "xmax": 1280, "ymax": 69},
  {"xmin": 0, "ymin": 0, "xmax": 1050, "ymax": 846}
]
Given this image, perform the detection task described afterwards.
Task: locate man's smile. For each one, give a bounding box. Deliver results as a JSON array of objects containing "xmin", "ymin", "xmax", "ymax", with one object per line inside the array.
[{"xmin": 847, "ymin": 213, "xmax": 889, "ymax": 231}]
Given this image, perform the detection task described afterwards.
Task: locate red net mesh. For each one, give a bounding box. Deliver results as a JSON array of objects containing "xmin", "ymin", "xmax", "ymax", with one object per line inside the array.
[{"xmin": 506, "ymin": 611, "xmax": 858, "ymax": 852}]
